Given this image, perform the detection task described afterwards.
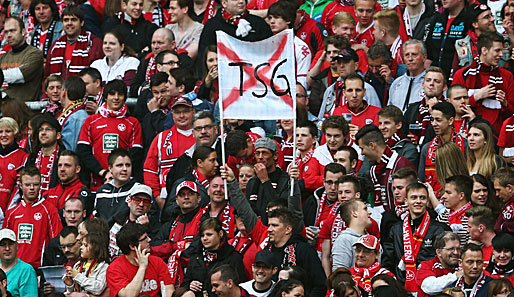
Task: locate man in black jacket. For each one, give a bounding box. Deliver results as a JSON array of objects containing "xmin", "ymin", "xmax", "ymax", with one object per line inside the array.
[
  {"xmin": 245, "ymin": 138, "xmax": 290, "ymax": 225},
  {"xmin": 197, "ymin": 0, "xmax": 272, "ymax": 74},
  {"xmin": 101, "ymin": 0, "xmax": 158, "ymax": 53},
  {"xmin": 266, "ymin": 208, "xmax": 326, "ymax": 297},
  {"xmin": 383, "ymin": 182, "xmax": 451, "ymax": 290}
]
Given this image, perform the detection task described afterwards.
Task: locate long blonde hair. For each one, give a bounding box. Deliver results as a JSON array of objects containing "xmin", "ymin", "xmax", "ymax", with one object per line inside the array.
[
  {"xmin": 466, "ymin": 123, "xmax": 498, "ymax": 180},
  {"xmin": 436, "ymin": 142, "xmax": 469, "ymax": 193}
]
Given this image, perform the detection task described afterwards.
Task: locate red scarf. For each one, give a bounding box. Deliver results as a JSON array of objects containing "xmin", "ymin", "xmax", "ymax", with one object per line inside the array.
[
  {"xmin": 201, "ymin": 202, "xmax": 237, "ymax": 238},
  {"xmin": 425, "ymin": 131, "xmax": 465, "ymax": 194},
  {"xmin": 192, "ymin": 168, "xmax": 210, "ymax": 189},
  {"xmin": 385, "ymin": 131, "xmax": 404, "ymax": 148},
  {"xmin": 221, "ymin": 8, "xmax": 248, "ymax": 26},
  {"xmin": 98, "ymin": 103, "xmax": 127, "ymax": 118},
  {"xmin": 35, "ymin": 146, "xmax": 59, "ymax": 191},
  {"xmin": 144, "ymin": 54, "xmax": 156, "ymax": 82},
  {"xmin": 449, "ymin": 202, "xmax": 472, "ymax": 225},
  {"xmin": 231, "ymin": 233, "xmax": 253, "ymax": 254},
  {"xmin": 370, "ymin": 146, "xmax": 394, "ymax": 208},
  {"xmin": 456, "ymin": 273, "xmax": 487, "ymax": 297},
  {"xmin": 295, "ymin": 148, "xmax": 314, "ymax": 166},
  {"xmin": 203, "ymin": 0, "xmax": 217, "ymax": 24},
  {"xmin": 462, "ymin": 57, "xmax": 503, "ymax": 91},
  {"xmin": 403, "ymin": 211, "xmax": 431, "ymax": 292},
  {"xmin": 57, "ymin": 100, "xmax": 85, "ymax": 126},
  {"xmin": 167, "ymin": 241, "xmax": 187, "ymax": 286},
  {"xmin": 352, "ymin": 261, "xmax": 382, "ymax": 292},
  {"xmin": 48, "ymin": 30, "xmax": 93, "ymax": 76}
]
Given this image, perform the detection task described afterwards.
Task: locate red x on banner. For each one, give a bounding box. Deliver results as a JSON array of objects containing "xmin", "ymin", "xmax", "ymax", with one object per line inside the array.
[{"xmin": 216, "ymin": 29, "xmax": 296, "ymax": 121}]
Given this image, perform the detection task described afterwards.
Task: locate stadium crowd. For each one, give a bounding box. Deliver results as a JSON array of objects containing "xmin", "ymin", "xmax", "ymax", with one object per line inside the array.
[{"xmin": 1, "ymin": 0, "xmax": 514, "ymax": 296}]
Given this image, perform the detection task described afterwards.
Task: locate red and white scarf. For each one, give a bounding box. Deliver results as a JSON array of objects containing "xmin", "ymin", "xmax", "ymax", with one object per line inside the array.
[
  {"xmin": 35, "ymin": 146, "xmax": 59, "ymax": 191},
  {"xmin": 295, "ymin": 148, "xmax": 314, "ymax": 166},
  {"xmin": 462, "ymin": 58, "xmax": 503, "ymax": 91},
  {"xmin": 403, "ymin": 211, "xmax": 431, "ymax": 292},
  {"xmin": 352, "ymin": 261, "xmax": 382, "ymax": 292},
  {"xmin": 403, "ymin": 4, "xmax": 425, "ymax": 37},
  {"xmin": 202, "ymin": 0, "xmax": 217, "ymax": 24},
  {"xmin": 203, "ymin": 248, "xmax": 218, "ymax": 265},
  {"xmin": 370, "ymin": 146, "xmax": 394, "ymax": 208},
  {"xmin": 231, "ymin": 233, "xmax": 253, "ymax": 255},
  {"xmin": 456, "ymin": 272, "xmax": 487, "ymax": 297},
  {"xmin": 167, "ymin": 240, "xmax": 187, "ymax": 286},
  {"xmin": 48, "ymin": 30, "xmax": 92, "ymax": 76},
  {"xmin": 201, "ymin": 202, "xmax": 237, "ymax": 238},
  {"xmin": 449, "ymin": 202, "xmax": 472, "ymax": 225},
  {"xmin": 57, "ymin": 100, "xmax": 85, "ymax": 126},
  {"xmin": 98, "ymin": 103, "xmax": 127, "ymax": 118},
  {"xmin": 221, "ymin": 8, "xmax": 252, "ymax": 37},
  {"xmin": 192, "ymin": 168, "xmax": 210, "ymax": 189}
]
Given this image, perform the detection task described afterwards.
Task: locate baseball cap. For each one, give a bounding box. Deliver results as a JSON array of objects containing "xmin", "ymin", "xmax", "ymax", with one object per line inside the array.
[
  {"xmin": 176, "ymin": 180, "xmax": 199, "ymax": 195},
  {"xmin": 0, "ymin": 229, "xmax": 16, "ymax": 242},
  {"xmin": 130, "ymin": 183, "xmax": 153, "ymax": 199},
  {"xmin": 254, "ymin": 138, "xmax": 278, "ymax": 153},
  {"xmin": 470, "ymin": 3, "xmax": 490, "ymax": 21},
  {"xmin": 171, "ymin": 98, "xmax": 193, "ymax": 109},
  {"xmin": 353, "ymin": 235, "xmax": 380, "ymax": 251},
  {"xmin": 333, "ymin": 48, "xmax": 359, "ymax": 62},
  {"xmin": 39, "ymin": 113, "xmax": 62, "ymax": 132},
  {"xmin": 254, "ymin": 250, "xmax": 277, "ymax": 267}
]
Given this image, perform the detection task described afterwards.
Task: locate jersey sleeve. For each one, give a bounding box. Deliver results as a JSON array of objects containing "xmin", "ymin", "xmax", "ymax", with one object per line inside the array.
[
  {"xmin": 130, "ymin": 117, "xmax": 143, "ymax": 149},
  {"xmin": 144, "ymin": 135, "xmax": 162, "ymax": 198}
]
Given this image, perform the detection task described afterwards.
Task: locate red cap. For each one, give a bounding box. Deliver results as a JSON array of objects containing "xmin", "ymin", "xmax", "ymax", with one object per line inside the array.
[
  {"xmin": 353, "ymin": 235, "xmax": 380, "ymax": 251},
  {"xmin": 176, "ymin": 180, "xmax": 199, "ymax": 195}
]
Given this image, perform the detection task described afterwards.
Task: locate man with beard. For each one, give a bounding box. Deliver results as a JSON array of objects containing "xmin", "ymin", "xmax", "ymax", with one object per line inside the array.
[
  {"xmin": 449, "ymin": 244, "xmax": 493, "ymax": 297},
  {"xmin": 44, "ymin": 150, "xmax": 91, "ymax": 211},
  {"xmin": 45, "ymin": 6, "xmax": 103, "ymax": 80},
  {"xmin": 416, "ymin": 232, "xmax": 462, "ymax": 297},
  {"xmin": 200, "ymin": 176, "xmax": 237, "ymax": 239},
  {"xmin": 108, "ymin": 184, "xmax": 160, "ymax": 259},
  {"xmin": 240, "ymin": 251, "xmax": 278, "ymax": 297},
  {"xmin": 245, "ymin": 138, "xmax": 290, "ymax": 224},
  {"xmin": 27, "ymin": 114, "xmax": 64, "ymax": 196}
]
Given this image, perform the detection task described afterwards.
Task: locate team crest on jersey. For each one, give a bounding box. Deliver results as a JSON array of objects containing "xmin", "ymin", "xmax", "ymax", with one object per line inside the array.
[
  {"xmin": 301, "ymin": 32, "xmax": 307, "ymax": 40},
  {"xmin": 118, "ymin": 124, "xmax": 126, "ymax": 131},
  {"xmin": 362, "ymin": 39, "xmax": 368, "ymax": 46},
  {"xmin": 0, "ymin": 174, "xmax": 3, "ymax": 181},
  {"xmin": 80, "ymin": 190, "xmax": 88, "ymax": 197},
  {"xmin": 7, "ymin": 163, "xmax": 14, "ymax": 170},
  {"xmin": 34, "ymin": 212, "xmax": 42, "ymax": 221},
  {"xmin": 18, "ymin": 223, "xmax": 33, "ymax": 241},
  {"xmin": 322, "ymin": 30, "xmax": 328, "ymax": 37},
  {"xmin": 366, "ymin": 119, "xmax": 373, "ymax": 124}
]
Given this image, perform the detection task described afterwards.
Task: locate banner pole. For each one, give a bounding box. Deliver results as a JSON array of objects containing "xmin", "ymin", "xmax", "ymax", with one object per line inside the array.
[
  {"xmin": 290, "ymin": 117, "xmax": 297, "ymax": 196},
  {"xmin": 220, "ymin": 98, "xmax": 229, "ymax": 201}
]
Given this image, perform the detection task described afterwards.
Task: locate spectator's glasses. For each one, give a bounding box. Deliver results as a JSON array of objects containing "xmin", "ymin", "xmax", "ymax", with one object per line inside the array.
[
  {"xmin": 59, "ymin": 241, "xmax": 77, "ymax": 250},
  {"xmin": 131, "ymin": 197, "xmax": 152, "ymax": 207},
  {"xmin": 138, "ymin": 235, "xmax": 149, "ymax": 242}
]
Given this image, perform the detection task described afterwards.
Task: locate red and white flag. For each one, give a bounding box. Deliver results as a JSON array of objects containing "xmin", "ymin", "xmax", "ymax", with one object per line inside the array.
[{"xmin": 216, "ymin": 29, "xmax": 296, "ymax": 120}]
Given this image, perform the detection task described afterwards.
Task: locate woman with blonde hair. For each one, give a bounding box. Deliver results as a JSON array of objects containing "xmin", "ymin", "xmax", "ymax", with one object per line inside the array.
[
  {"xmin": 435, "ymin": 142, "xmax": 469, "ymax": 196},
  {"xmin": 467, "ymin": 123, "xmax": 504, "ymax": 180},
  {"xmin": 0, "ymin": 117, "xmax": 28, "ymax": 212}
]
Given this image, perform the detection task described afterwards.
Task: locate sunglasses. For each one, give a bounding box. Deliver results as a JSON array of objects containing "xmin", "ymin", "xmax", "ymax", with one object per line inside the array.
[{"xmin": 131, "ymin": 196, "xmax": 152, "ymax": 207}]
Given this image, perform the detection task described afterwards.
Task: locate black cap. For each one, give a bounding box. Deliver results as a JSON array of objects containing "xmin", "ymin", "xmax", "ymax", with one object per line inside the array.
[
  {"xmin": 39, "ymin": 113, "xmax": 62, "ymax": 132},
  {"xmin": 254, "ymin": 250, "xmax": 277, "ymax": 267},
  {"xmin": 171, "ymin": 98, "xmax": 193, "ymax": 109},
  {"xmin": 332, "ymin": 48, "xmax": 359, "ymax": 62},
  {"xmin": 470, "ymin": 3, "xmax": 490, "ymax": 21}
]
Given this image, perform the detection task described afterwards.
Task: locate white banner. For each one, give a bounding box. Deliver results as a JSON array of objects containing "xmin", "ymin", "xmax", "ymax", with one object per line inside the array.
[{"xmin": 217, "ymin": 29, "xmax": 296, "ymax": 120}]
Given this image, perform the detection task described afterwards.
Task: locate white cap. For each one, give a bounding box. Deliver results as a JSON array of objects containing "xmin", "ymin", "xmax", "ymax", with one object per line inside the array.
[
  {"xmin": 0, "ymin": 229, "xmax": 16, "ymax": 242},
  {"xmin": 129, "ymin": 183, "xmax": 153, "ymax": 198}
]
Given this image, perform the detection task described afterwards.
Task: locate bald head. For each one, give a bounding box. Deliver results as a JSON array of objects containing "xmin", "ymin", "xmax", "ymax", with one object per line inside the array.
[{"xmin": 151, "ymin": 28, "xmax": 175, "ymax": 55}]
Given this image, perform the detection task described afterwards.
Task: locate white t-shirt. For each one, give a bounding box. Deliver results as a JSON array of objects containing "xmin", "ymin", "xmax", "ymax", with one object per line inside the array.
[{"xmin": 240, "ymin": 280, "xmax": 275, "ymax": 297}]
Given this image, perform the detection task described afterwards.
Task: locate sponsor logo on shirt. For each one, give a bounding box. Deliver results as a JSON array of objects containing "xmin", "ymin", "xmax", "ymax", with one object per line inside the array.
[
  {"xmin": 103, "ymin": 134, "xmax": 119, "ymax": 153},
  {"xmin": 140, "ymin": 279, "xmax": 158, "ymax": 293},
  {"xmin": 18, "ymin": 223, "xmax": 33, "ymax": 241},
  {"xmin": 97, "ymin": 124, "xmax": 108, "ymax": 129}
]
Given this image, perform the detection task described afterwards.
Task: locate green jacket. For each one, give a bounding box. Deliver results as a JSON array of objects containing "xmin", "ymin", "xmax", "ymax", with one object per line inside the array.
[{"xmin": 300, "ymin": 0, "xmax": 335, "ymax": 22}]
